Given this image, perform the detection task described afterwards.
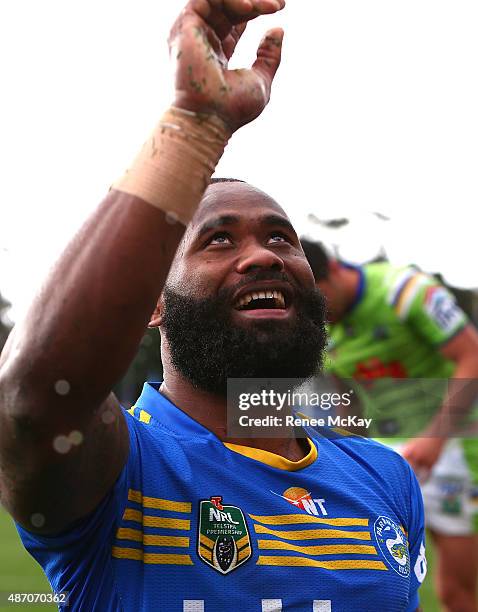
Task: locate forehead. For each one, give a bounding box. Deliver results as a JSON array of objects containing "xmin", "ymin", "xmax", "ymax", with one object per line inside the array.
[{"xmin": 189, "ymin": 181, "xmax": 289, "ymax": 233}]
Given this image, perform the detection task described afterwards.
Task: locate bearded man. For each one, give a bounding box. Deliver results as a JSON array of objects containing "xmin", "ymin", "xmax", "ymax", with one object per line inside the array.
[{"xmin": 0, "ymin": 1, "xmax": 426, "ymax": 610}]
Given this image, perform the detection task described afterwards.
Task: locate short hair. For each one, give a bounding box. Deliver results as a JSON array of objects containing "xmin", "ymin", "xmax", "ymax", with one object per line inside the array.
[
  {"xmin": 209, "ymin": 177, "xmax": 245, "ymax": 185},
  {"xmin": 300, "ymin": 239, "xmax": 330, "ymax": 281}
]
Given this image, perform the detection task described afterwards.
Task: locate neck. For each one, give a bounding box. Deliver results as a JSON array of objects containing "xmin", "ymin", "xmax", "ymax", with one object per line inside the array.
[
  {"xmin": 342, "ymin": 265, "xmax": 362, "ymax": 313},
  {"xmin": 160, "ymin": 366, "xmax": 309, "ymax": 462}
]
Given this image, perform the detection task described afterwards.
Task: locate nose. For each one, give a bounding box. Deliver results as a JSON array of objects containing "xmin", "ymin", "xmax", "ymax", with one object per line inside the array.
[{"xmin": 235, "ymin": 241, "xmax": 285, "ymax": 275}]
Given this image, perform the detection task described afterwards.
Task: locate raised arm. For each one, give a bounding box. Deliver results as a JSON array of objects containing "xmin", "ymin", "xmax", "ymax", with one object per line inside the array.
[{"xmin": 0, "ymin": 0, "xmax": 284, "ymax": 534}]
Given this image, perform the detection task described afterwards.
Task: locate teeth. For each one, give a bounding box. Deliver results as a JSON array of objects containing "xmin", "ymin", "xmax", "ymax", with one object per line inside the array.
[{"xmin": 235, "ymin": 289, "xmax": 286, "ymax": 309}]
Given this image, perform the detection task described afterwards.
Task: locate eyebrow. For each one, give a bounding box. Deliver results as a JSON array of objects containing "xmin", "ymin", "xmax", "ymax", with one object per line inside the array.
[
  {"xmin": 196, "ymin": 215, "xmax": 240, "ymax": 240},
  {"xmin": 195, "ymin": 213, "xmax": 296, "ymax": 241},
  {"xmin": 262, "ymin": 215, "xmax": 296, "ymax": 234}
]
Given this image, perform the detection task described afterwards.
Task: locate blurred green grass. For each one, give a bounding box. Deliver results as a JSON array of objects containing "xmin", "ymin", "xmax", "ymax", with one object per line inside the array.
[
  {"xmin": 0, "ymin": 506, "xmax": 439, "ymax": 610},
  {"xmin": 0, "ymin": 508, "xmax": 55, "ymax": 611}
]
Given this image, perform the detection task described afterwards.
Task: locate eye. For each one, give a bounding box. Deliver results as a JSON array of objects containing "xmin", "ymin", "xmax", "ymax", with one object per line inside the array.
[
  {"xmin": 268, "ymin": 232, "xmax": 291, "ymax": 244},
  {"xmin": 207, "ymin": 232, "xmax": 232, "ymax": 246}
]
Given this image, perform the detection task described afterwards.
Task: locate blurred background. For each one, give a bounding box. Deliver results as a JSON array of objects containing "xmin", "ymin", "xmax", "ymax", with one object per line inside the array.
[{"xmin": 1, "ymin": 0, "xmax": 477, "ymax": 609}]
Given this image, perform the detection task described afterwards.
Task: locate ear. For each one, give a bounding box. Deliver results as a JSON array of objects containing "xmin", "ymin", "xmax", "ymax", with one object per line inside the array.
[
  {"xmin": 328, "ymin": 258, "xmax": 341, "ymax": 276},
  {"xmin": 148, "ymin": 296, "xmax": 164, "ymax": 328}
]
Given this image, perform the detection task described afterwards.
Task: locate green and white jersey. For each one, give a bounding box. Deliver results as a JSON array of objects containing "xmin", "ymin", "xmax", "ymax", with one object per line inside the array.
[{"xmin": 325, "ymin": 262, "xmax": 469, "ymax": 439}]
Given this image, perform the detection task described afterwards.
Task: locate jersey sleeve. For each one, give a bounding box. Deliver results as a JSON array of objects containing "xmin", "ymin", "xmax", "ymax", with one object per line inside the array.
[
  {"xmin": 14, "ymin": 411, "xmax": 139, "ymax": 609},
  {"xmin": 392, "ymin": 270, "xmax": 468, "ymax": 347},
  {"xmin": 405, "ymin": 463, "xmax": 427, "ymax": 612}
]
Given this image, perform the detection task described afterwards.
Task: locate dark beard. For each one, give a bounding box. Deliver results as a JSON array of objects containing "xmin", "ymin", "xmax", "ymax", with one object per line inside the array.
[{"xmin": 161, "ymin": 272, "xmax": 327, "ymax": 397}]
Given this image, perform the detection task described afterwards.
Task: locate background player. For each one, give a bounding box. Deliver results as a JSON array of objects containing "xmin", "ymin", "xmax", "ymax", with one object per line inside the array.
[{"xmin": 301, "ymin": 239, "xmax": 478, "ymax": 612}]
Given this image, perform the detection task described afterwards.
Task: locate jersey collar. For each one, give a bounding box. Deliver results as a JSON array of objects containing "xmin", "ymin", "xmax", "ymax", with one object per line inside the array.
[
  {"xmin": 224, "ymin": 439, "xmax": 317, "ymax": 471},
  {"xmin": 132, "ymin": 382, "xmax": 318, "ymax": 470},
  {"xmin": 133, "ymin": 381, "xmax": 218, "ymax": 439}
]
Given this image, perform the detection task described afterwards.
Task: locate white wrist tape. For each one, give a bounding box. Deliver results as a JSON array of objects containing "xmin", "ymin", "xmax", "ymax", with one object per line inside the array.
[{"xmin": 113, "ymin": 107, "xmax": 231, "ymax": 224}]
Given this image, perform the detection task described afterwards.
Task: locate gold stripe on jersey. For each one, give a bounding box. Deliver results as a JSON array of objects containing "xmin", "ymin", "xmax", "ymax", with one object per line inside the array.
[
  {"xmin": 199, "ymin": 534, "xmax": 215, "ymax": 549},
  {"xmin": 254, "ymin": 524, "xmax": 371, "ymax": 541},
  {"xmin": 116, "ymin": 527, "xmax": 142, "ymax": 542},
  {"xmin": 125, "ymin": 406, "xmax": 152, "ymax": 423},
  {"xmin": 236, "ymin": 534, "xmax": 250, "ymax": 549},
  {"xmin": 143, "ymin": 534, "xmax": 189, "ymax": 548},
  {"xmin": 114, "ymin": 491, "xmax": 193, "ymax": 563},
  {"xmin": 250, "ymin": 514, "xmax": 369, "ymax": 527},
  {"xmin": 199, "ymin": 533, "xmax": 214, "ymax": 550},
  {"xmin": 112, "ymin": 547, "xmax": 193, "ymax": 565},
  {"xmin": 127, "ymin": 489, "xmax": 192, "ymax": 513},
  {"xmin": 116, "ymin": 529, "xmax": 189, "ymax": 547},
  {"xmin": 257, "ymin": 556, "xmax": 387, "ymax": 570},
  {"xmin": 199, "ymin": 545, "xmax": 212, "ymax": 562},
  {"xmin": 127, "ymin": 490, "xmax": 143, "ymax": 503},
  {"xmin": 122, "ymin": 509, "xmax": 190, "ymax": 530},
  {"xmin": 258, "ymin": 540, "xmax": 378, "ymax": 556},
  {"xmin": 139, "ymin": 410, "xmax": 152, "ymax": 423}
]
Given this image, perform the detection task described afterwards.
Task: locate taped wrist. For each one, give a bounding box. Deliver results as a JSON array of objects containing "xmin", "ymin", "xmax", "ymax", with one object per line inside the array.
[{"xmin": 112, "ymin": 107, "xmax": 231, "ymax": 225}]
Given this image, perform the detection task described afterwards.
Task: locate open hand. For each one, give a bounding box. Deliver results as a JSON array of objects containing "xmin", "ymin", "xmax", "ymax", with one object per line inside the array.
[{"xmin": 169, "ymin": 0, "xmax": 285, "ymax": 131}]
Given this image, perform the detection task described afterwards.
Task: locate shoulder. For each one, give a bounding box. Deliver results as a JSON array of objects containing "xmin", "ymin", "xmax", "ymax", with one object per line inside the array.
[
  {"xmin": 311, "ymin": 427, "xmax": 413, "ymax": 483},
  {"xmin": 355, "ymin": 262, "xmax": 412, "ymax": 313},
  {"xmin": 381, "ymin": 264, "xmax": 440, "ymax": 319},
  {"xmin": 364, "ymin": 262, "xmax": 419, "ymax": 302},
  {"xmin": 318, "ymin": 427, "xmax": 399, "ymax": 456}
]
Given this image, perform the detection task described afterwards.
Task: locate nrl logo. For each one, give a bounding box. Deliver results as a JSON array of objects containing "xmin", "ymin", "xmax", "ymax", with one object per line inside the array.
[{"xmin": 198, "ymin": 496, "xmax": 252, "ymax": 575}]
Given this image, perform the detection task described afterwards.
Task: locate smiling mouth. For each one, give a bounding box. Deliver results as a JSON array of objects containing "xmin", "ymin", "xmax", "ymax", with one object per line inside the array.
[{"xmin": 234, "ymin": 290, "xmax": 287, "ymax": 311}]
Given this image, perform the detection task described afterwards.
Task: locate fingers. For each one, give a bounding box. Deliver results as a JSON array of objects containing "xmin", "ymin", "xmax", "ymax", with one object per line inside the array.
[
  {"xmin": 188, "ymin": 0, "xmax": 285, "ymax": 36},
  {"xmin": 222, "ymin": 0, "xmax": 286, "ymax": 21},
  {"xmin": 222, "ymin": 22, "xmax": 248, "ymax": 61},
  {"xmin": 171, "ymin": 0, "xmax": 285, "ymax": 67},
  {"xmin": 252, "ymin": 27, "xmax": 284, "ymax": 87}
]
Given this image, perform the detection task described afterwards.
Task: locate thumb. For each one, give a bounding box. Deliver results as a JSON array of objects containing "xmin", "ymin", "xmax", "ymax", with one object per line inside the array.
[{"xmin": 252, "ymin": 27, "xmax": 284, "ymax": 86}]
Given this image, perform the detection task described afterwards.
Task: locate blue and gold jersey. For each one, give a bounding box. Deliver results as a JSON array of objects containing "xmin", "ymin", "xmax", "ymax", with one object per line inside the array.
[{"xmin": 17, "ymin": 383, "xmax": 426, "ymax": 611}]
